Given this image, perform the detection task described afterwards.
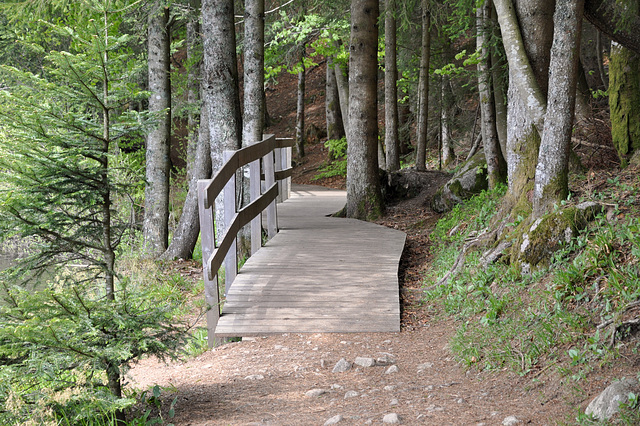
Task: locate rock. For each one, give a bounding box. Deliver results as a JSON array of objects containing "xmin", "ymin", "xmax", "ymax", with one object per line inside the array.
[
  {"xmin": 243, "ymin": 375, "xmax": 264, "ymax": 380},
  {"xmin": 502, "ymin": 416, "xmax": 520, "ymax": 425},
  {"xmin": 585, "ymin": 377, "xmax": 640, "ymax": 420},
  {"xmin": 417, "ymin": 362, "xmax": 433, "ymax": 371},
  {"xmin": 383, "ymin": 413, "xmax": 401, "ymax": 424},
  {"xmin": 385, "ymin": 365, "xmax": 399, "ymax": 374},
  {"xmin": 332, "ymin": 358, "xmax": 352, "ymax": 373},
  {"xmin": 513, "ymin": 201, "xmax": 604, "ymax": 270},
  {"xmin": 384, "ymin": 169, "xmax": 452, "ymax": 201},
  {"xmin": 384, "ymin": 385, "xmax": 397, "ymax": 391},
  {"xmin": 344, "ymin": 390, "xmax": 359, "ymax": 399},
  {"xmin": 376, "ymin": 354, "xmax": 396, "ymax": 366},
  {"xmin": 331, "ymin": 384, "xmax": 344, "ymax": 390},
  {"xmin": 432, "ymin": 152, "xmax": 488, "ymax": 213},
  {"xmin": 306, "ymin": 388, "xmax": 328, "ymax": 398},
  {"xmin": 324, "ymin": 415, "xmax": 343, "ymax": 425},
  {"xmin": 390, "ymin": 398, "xmax": 399, "ymax": 406},
  {"xmin": 354, "ymin": 357, "xmax": 376, "ymax": 367}
]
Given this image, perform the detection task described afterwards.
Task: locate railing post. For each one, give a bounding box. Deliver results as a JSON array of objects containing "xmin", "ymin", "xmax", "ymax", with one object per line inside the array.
[
  {"xmin": 275, "ymin": 147, "xmax": 284, "ymax": 203},
  {"xmin": 249, "ymin": 141, "xmax": 261, "ymax": 255},
  {"xmin": 223, "ymin": 150, "xmax": 237, "ymax": 295},
  {"xmin": 197, "ymin": 180, "xmax": 220, "ymax": 348},
  {"xmin": 263, "ymin": 149, "xmax": 278, "ymax": 239},
  {"xmin": 283, "ymin": 145, "xmax": 292, "ymax": 200}
]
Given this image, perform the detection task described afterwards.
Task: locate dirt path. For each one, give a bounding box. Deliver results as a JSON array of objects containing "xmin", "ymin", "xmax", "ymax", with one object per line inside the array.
[
  {"xmin": 128, "ymin": 151, "xmax": 582, "ymax": 424},
  {"xmin": 128, "ymin": 320, "xmax": 575, "ymax": 425}
]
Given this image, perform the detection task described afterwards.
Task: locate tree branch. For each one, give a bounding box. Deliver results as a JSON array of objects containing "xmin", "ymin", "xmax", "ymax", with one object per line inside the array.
[{"xmin": 585, "ymin": 0, "xmax": 640, "ymax": 55}]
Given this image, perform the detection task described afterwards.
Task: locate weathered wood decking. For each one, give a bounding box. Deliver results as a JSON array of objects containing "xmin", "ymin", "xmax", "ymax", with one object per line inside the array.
[{"xmin": 214, "ymin": 185, "xmax": 406, "ymax": 336}]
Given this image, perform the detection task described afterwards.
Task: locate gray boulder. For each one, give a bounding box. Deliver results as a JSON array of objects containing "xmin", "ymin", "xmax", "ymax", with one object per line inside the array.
[
  {"xmin": 585, "ymin": 377, "xmax": 640, "ymax": 420},
  {"xmin": 431, "ymin": 152, "xmax": 488, "ymax": 213}
]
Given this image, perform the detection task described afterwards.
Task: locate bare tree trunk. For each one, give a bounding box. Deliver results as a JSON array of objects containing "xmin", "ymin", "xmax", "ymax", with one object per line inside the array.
[
  {"xmin": 296, "ymin": 52, "xmax": 306, "ymax": 158},
  {"xmin": 494, "ymin": 0, "xmax": 554, "ymax": 209},
  {"xmin": 203, "ymin": 0, "xmax": 242, "ymax": 157},
  {"xmin": 440, "ymin": 76, "xmax": 455, "ymax": 168},
  {"xmin": 346, "ymin": 0, "xmax": 383, "ymax": 220},
  {"xmin": 326, "ymin": 56, "xmax": 345, "ymax": 141},
  {"xmin": 385, "ymin": 0, "xmax": 400, "ymax": 172},
  {"xmin": 490, "ymin": 3, "xmax": 508, "ymax": 159},
  {"xmin": 243, "ymin": 0, "xmax": 265, "ymax": 148},
  {"xmin": 477, "ymin": 0, "xmax": 506, "ymax": 188},
  {"xmin": 143, "ymin": 3, "xmax": 171, "ymax": 256},
  {"xmin": 415, "ymin": 0, "xmax": 430, "ymax": 171},
  {"xmin": 533, "ymin": 0, "xmax": 584, "ymax": 216},
  {"xmin": 161, "ymin": 0, "xmax": 208, "ymax": 261},
  {"xmin": 334, "ymin": 56, "xmax": 350, "ymax": 135}
]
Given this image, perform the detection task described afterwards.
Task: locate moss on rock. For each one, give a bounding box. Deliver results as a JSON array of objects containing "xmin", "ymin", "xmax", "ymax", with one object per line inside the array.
[
  {"xmin": 432, "ymin": 152, "xmax": 488, "ymax": 213},
  {"xmin": 510, "ymin": 201, "xmax": 603, "ymax": 272}
]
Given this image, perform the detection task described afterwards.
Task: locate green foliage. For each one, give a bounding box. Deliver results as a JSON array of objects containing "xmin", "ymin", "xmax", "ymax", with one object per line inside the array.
[
  {"xmin": 313, "ymin": 137, "xmax": 347, "ymax": 180},
  {"xmin": 0, "ymin": 272, "xmax": 191, "ymax": 424},
  {"xmin": 0, "ymin": 3, "xmax": 195, "ymax": 424}
]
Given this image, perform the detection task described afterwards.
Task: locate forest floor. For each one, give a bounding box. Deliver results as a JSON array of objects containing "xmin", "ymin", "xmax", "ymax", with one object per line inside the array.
[{"xmin": 128, "ymin": 63, "xmax": 634, "ymax": 425}]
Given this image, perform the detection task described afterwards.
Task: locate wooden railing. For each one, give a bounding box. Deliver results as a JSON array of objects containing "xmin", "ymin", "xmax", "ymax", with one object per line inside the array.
[{"xmin": 197, "ymin": 134, "xmax": 294, "ymax": 346}]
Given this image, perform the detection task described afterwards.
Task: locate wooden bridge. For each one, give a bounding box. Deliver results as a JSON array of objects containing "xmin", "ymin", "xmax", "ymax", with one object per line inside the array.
[{"xmin": 197, "ymin": 136, "xmax": 405, "ymax": 344}]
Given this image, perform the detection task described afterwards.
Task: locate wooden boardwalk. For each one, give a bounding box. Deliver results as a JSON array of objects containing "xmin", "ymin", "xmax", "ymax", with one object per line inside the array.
[{"xmin": 214, "ymin": 185, "xmax": 406, "ymax": 336}]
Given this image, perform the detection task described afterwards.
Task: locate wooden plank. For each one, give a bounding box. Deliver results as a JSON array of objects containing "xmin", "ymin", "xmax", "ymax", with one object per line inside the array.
[{"xmin": 214, "ymin": 184, "xmax": 405, "ymax": 336}]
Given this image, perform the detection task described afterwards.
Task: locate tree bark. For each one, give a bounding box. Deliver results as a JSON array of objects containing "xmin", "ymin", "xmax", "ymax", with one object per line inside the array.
[
  {"xmin": 202, "ymin": 0, "xmax": 242, "ymax": 157},
  {"xmin": 490, "ymin": 4, "xmax": 508, "ymax": 159},
  {"xmin": 584, "ymin": 0, "xmax": 640, "ymax": 55},
  {"xmin": 334, "ymin": 56, "xmax": 350, "ymax": 135},
  {"xmin": 495, "ymin": 0, "xmax": 554, "ymax": 209},
  {"xmin": 415, "ymin": 0, "xmax": 431, "ymax": 171},
  {"xmin": 161, "ymin": 0, "xmax": 208, "ymax": 261},
  {"xmin": 384, "ymin": 0, "xmax": 400, "ymax": 172},
  {"xmin": 143, "ymin": 3, "xmax": 171, "ymax": 256},
  {"xmin": 346, "ymin": 0, "xmax": 383, "ymax": 220},
  {"xmin": 477, "ymin": 0, "xmax": 506, "ymax": 188},
  {"xmin": 440, "ymin": 76, "xmax": 455, "ymax": 168},
  {"xmin": 296, "ymin": 52, "xmax": 306, "ymax": 158},
  {"xmin": 325, "ymin": 56, "xmax": 345, "ymax": 141},
  {"xmin": 533, "ymin": 0, "xmax": 584, "ymax": 216},
  {"xmin": 609, "ymin": 39, "xmax": 640, "ymax": 165},
  {"xmin": 243, "ymin": 0, "xmax": 265, "ymax": 149}
]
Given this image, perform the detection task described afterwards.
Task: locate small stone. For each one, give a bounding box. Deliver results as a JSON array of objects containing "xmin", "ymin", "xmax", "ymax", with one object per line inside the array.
[
  {"xmin": 332, "ymin": 358, "xmax": 352, "ymax": 373},
  {"xmin": 355, "ymin": 357, "xmax": 376, "ymax": 367},
  {"xmin": 321, "ymin": 359, "xmax": 327, "ymax": 368},
  {"xmin": 376, "ymin": 353, "xmax": 396, "ymax": 366},
  {"xmin": 344, "ymin": 390, "xmax": 359, "ymax": 399},
  {"xmin": 244, "ymin": 375, "xmax": 264, "ymax": 380},
  {"xmin": 324, "ymin": 415, "xmax": 343, "ymax": 425},
  {"xmin": 417, "ymin": 362, "xmax": 433, "ymax": 371},
  {"xmin": 306, "ymin": 388, "xmax": 327, "ymax": 398},
  {"xmin": 331, "ymin": 384, "xmax": 343, "ymax": 390},
  {"xmin": 502, "ymin": 416, "xmax": 520, "ymax": 425},
  {"xmin": 457, "ymin": 398, "xmax": 466, "ymax": 404},
  {"xmin": 385, "ymin": 365, "xmax": 399, "ymax": 374},
  {"xmin": 384, "ymin": 385, "xmax": 396, "ymax": 391},
  {"xmin": 390, "ymin": 398, "xmax": 399, "ymax": 406},
  {"xmin": 383, "ymin": 413, "xmax": 401, "ymax": 424}
]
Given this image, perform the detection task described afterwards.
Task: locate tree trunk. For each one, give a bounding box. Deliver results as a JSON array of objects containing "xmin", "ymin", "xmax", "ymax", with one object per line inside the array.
[
  {"xmin": 202, "ymin": 0, "xmax": 242, "ymax": 156},
  {"xmin": 161, "ymin": 0, "xmax": 207, "ymax": 261},
  {"xmin": 346, "ymin": 0, "xmax": 383, "ymax": 220},
  {"xmin": 415, "ymin": 0, "xmax": 431, "ymax": 171},
  {"xmin": 296, "ymin": 53, "xmax": 306, "ymax": 158},
  {"xmin": 609, "ymin": 41, "xmax": 640, "ymax": 165},
  {"xmin": 384, "ymin": 0, "xmax": 400, "ymax": 172},
  {"xmin": 143, "ymin": 3, "xmax": 171, "ymax": 256},
  {"xmin": 494, "ymin": 0, "xmax": 554, "ymax": 210},
  {"xmin": 334, "ymin": 55, "xmax": 350, "ymax": 135},
  {"xmin": 243, "ymin": 0, "xmax": 265, "ymax": 149},
  {"xmin": 326, "ymin": 56, "xmax": 345, "ymax": 141},
  {"xmin": 477, "ymin": 0, "xmax": 506, "ymax": 188},
  {"xmin": 440, "ymin": 76, "xmax": 455, "ymax": 168},
  {"xmin": 490, "ymin": 3, "xmax": 508, "ymax": 159},
  {"xmin": 533, "ymin": 0, "xmax": 584, "ymax": 216}
]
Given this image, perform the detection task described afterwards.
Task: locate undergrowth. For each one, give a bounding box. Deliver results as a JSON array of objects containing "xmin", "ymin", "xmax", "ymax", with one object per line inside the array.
[{"xmin": 424, "ymin": 184, "xmax": 640, "ymax": 423}]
